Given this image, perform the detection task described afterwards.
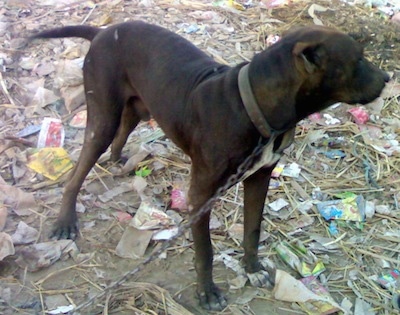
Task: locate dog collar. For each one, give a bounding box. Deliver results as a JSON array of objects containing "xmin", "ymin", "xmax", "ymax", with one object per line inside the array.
[
  {"xmin": 238, "ymin": 64, "xmax": 275, "ymax": 139},
  {"xmin": 238, "ymin": 64, "xmax": 296, "ymax": 153}
]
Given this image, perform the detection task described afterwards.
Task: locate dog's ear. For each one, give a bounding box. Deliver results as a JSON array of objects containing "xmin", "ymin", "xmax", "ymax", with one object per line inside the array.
[{"xmin": 293, "ymin": 42, "xmax": 326, "ymax": 74}]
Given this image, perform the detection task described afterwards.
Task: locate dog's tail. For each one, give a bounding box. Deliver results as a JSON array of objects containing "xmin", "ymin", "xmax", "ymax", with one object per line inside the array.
[{"xmin": 29, "ymin": 25, "xmax": 100, "ymax": 41}]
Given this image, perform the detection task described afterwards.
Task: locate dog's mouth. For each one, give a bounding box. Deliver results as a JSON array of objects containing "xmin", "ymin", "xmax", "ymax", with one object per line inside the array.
[
  {"xmin": 356, "ymin": 98, "xmax": 377, "ymax": 105},
  {"xmin": 348, "ymin": 79, "xmax": 387, "ymax": 105},
  {"xmin": 348, "ymin": 93, "xmax": 381, "ymax": 105},
  {"xmin": 344, "ymin": 67, "xmax": 389, "ymax": 105},
  {"xmin": 344, "ymin": 92, "xmax": 380, "ymax": 105}
]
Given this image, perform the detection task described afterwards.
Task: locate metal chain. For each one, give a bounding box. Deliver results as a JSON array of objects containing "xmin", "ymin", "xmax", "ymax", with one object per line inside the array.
[{"xmin": 72, "ymin": 139, "xmax": 266, "ymax": 314}]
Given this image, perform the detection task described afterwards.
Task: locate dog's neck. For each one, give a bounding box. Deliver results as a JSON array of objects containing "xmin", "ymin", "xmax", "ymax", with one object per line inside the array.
[
  {"xmin": 238, "ymin": 64, "xmax": 295, "ymax": 154},
  {"xmin": 238, "ymin": 63, "xmax": 292, "ymax": 140},
  {"xmin": 238, "ymin": 64, "xmax": 275, "ymax": 139}
]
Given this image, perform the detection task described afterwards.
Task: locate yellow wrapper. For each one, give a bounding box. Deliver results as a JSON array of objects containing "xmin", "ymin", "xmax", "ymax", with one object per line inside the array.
[{"xmin": 27, "ymin": 148, "xmax": 73, "ymax": 180}]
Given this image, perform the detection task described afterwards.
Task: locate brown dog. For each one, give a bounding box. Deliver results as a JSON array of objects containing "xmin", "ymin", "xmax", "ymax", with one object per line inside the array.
[{"xmin": 30, "ymin": 21, "xmax": 388, "ymax": 310}]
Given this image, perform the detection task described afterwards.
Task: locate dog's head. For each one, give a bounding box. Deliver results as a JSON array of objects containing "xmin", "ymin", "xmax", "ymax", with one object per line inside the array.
[
  {"xmin": 251, "ymin": 25, "xmax": 389, "ymax": 129},
  {"xmin": 286, "ymin": 25, "xmax": 389, "ymax": 105}
]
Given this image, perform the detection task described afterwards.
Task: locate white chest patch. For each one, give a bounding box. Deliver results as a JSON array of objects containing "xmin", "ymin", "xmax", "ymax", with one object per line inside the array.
[
  {"xmin": 243, "ymin": 142, "xmax": 283, "ymax": 180},
  {"xmin": 242, "ymin": 127, "xmax": 296, "ymax": 180}
]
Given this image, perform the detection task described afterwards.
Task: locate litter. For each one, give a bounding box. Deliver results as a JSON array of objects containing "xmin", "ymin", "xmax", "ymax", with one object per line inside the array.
[
  {"xmin": 275, "ymin": 241, "xmax": 325, "ymax": 277},
  {"xmin": 317, "ymin": 193, "xmax": 366, "ymax": 222},
  {"xmin": 27, "ymin": 147, "xmax": 73, "ymax": 180},
  {"xmin": 37, "ymin": 117, "xmax": 65, "ymax": 148}
]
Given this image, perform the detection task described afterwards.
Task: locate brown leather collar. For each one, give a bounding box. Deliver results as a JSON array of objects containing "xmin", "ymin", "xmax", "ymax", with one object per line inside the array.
[
  {"xmin": 238, "ymin": 64, "xmax": 275, "ymax": 139},
  {"xmin": 238, "ymin": 64, "xmax": 296, "ymax": 153}
]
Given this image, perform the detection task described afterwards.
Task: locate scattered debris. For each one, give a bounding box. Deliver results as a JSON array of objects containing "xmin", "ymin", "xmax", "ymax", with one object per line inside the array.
[
  {"xmin": 0, "ymin": 205, "xmax": 7, "ymax": 231},
  {"xmin": 0, "ymin": 232, "xmax": 14, "ymax": 260},
  {"xmin": 0, "ymin": 175, "xmax": 36, "ymax": 215},
  {"xmin": 273, "ymin": 269, "xmax": 343, "ymax": 314},
  {"xmin": 275, "ymin": 241, "xmax": 325, "ymax": 277},
  {"xmin": 37, "ymin": 117, "xmax": 65, "ymax": 148},
  {"xmin": 27, "ymin": 147, "xmax": 73, "ymax": 180},
  {"xmin": 348, "ymin": 107, "xmax": 369, "ymax": 125},
  {"xmin": 268, "ymin": 198, "xmax": 289, "ymax": 211},
  {"xmin": 15, "ymin": 240, "xmax": 78, "ymax": 271},
  {"xmin": 69, "ymin": 110, "xmax": 87, "ymax": 129},
  {"xmin": 170, "ymin": 184, "xmax": 188, "ymax": 211},
  {"xmin": 316, "ymin": 193, "xmax": 366, "ymax": 222},
  {"xmin": 11, "ymin": 221, "xmax": 39, "ymax": 245},
  {"xmin": 115, "ymin": 226, "xmax": 153, "ymax": 258}
]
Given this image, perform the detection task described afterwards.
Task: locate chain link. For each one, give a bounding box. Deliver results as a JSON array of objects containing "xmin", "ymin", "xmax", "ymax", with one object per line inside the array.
[{"xmin": 72, "ymin": 139, "xmax": 266, "ymax": 314}]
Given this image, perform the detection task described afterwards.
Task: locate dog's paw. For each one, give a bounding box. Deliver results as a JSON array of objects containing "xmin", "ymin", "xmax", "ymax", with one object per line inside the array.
[
  {"xmin": 244, "ymin": 258, "xmax": 276, "ymax": 289},
  {"xmin": 247, "ymin": 270, "xmax": 274, "ymax": 288},
  {"xmin": 246, "ymin": 258, "xmax": 276, "ymax": 289},
  {"xmin": 197, "ymin": 285, "xmax": 228, "ymax": 311},
  {"xmin": 50, "ymin": 221, "xmax": 79, "ymax": 240}
]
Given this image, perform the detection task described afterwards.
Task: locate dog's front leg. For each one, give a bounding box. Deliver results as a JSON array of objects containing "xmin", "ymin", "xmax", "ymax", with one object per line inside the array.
[
  {"xmin": 191, "ymin": 211, "xmax": 227, "ymax": 310},
  {"xmin": 242, "ymin": 166, "xmax": 276, "ymax": 288},
  {"xmin": 189, "ymin": 168, "xmax": 228, "ymax": 311}
]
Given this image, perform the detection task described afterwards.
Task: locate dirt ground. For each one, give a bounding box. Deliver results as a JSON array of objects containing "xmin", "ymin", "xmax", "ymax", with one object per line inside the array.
[{"xmin": 1, "ymin": 0, "xmax": 400, "ymax": 314}]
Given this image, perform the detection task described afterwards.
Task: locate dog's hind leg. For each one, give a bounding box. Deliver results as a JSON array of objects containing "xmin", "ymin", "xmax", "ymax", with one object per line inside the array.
[
  {"xmin": 52, "ymin": 81, "xmax": 127, "ymax": 239},
  {"xmin": 111, "ymin": 99, "xmax": 141, "ymax": 162}
]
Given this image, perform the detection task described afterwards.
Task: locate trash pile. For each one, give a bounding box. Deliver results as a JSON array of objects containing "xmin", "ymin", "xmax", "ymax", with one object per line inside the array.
[{"xmin": 0, "ymin": 0, "xmax": 399, "ymax": 314}]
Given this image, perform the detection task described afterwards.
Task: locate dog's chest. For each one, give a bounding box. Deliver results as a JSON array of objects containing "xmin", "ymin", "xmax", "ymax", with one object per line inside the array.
[
  {"xmin": 242, "ymin": 128, "xmax": 295, "ymax": 179},
  {"xmin": 243, "ymin": 142, "xmax": 282, "ymax": 179}
]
